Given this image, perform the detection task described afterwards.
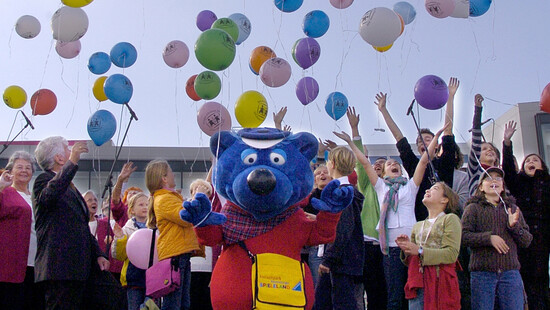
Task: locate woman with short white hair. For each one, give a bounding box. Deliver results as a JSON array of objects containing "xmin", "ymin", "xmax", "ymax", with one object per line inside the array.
[{"xmin": 0, "ymin": 151, "xmax": 39, "ymax": 309}]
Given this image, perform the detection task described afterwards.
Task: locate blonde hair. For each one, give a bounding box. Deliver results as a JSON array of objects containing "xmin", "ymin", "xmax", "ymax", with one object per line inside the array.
[
  {"xmin": 127, "ymin": 192, "xmax": 149, "ymax": 218},
  {"xmin": 145, "ymin": 160, "xmax": 170, "ymax": 228},
  {"xmin": 328, "ymin": 146, "xmax": 356, "ymax": 176}
]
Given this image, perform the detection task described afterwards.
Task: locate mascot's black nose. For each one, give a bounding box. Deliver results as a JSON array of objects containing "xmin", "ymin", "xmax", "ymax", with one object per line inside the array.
[{"xmin": 247, "ymin": 168, "xmax": 276, "ymax": 196}]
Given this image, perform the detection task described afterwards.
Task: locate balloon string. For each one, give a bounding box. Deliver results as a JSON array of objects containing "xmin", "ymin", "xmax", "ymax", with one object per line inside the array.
[
  {"xmin": 38, "ymin": 39, "xmax": 55, "ymax": 90},
  {"xmin": 174, "ymin": 71, "xmax": 181, "ymax": 145},
  {"xmin": 8, "ymin": 25, "xmax": 13, "ymax": 59},
  {"xmin": 468, "ymin": 19, "xmax": 482, "ymax": 95},
  {"xmin": 5, "ymin": 113, "xmax": 18, "ymax": 142},
  {"xmin": 65, "ymin": 53, "xmax": 81, "ymax": 128}
]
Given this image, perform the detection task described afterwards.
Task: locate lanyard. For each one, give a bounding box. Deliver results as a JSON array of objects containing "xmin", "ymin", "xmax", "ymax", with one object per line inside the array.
[{"xmin": 418, "ymin": 212, "xmax": 445, "ymax": 248}]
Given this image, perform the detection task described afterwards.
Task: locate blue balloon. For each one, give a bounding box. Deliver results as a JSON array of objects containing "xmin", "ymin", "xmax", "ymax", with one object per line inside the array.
[
  {"xmin": 87, "ymin": 109, "xmax": 117, "ymax": 146},
  {"xmin": 104, "ymin": 74, "xmax": 133, "ymax": 104},
  {"xmin": 228, "ymin": 13, "xmax": 251, "ymax": 45},
  {"xmin": 325, "ymin": 92, "xmax": 348, "ymax": 121},
  {"xmin": 469, "ymin": 0, "xmax": 491, "ymax": 17},
  {"xmin": 88, "ymin": 52, "xmax": 111, "ymax": 75},
  {"xmin": 303, "ymin": 10, "xmax": 330, "ymax": 38},
  {"xmin": 110, "ymin": 42, "xmax": 137, "ymax": 68},
  {"xmin": 274, "ymin": 0, "xmax": 303, "ymax": 13},
  {"xmin": 393, "ymin": 2, "xmax": 416, "ymax": 25}
]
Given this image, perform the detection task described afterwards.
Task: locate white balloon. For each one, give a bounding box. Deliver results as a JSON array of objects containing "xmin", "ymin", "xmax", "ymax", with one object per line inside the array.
[
  {"xmin": 359, "ymin": 7, "xmax": 402, "ymax": 47},
  {"xmin": 228, "ymin": 13, "xmax": 251, "ymax": 45},
  {"xmin": 15, "ymin": 15, "xmax": 41, "ymax": 39},
  {"xmin": 451, "ymin": 0, "xmax": 470, "ymax": 18},
  {"xmin": 55, "ymin": 40, "xmax": 81, "ymax": 59},
  {"xmin": 51, "ymin": 6, "xmax": 89, "ymax": 42}
]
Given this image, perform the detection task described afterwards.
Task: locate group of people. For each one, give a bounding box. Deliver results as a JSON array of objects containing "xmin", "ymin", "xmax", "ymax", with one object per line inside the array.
[{"xmin": 1, "ymin": 77, "xmax": 549, "ymax": 310}]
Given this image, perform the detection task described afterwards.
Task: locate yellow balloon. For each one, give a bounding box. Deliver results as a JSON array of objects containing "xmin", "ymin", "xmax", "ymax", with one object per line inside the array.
[
  {"xmin": 373, "ymin": 43, "xmax": 393, "ymax": 53},
  {"xmin": 61, "ymin": 0, "xmax": 94, "ymax": 8},
  {"xmin": 235, "ymin": 91, "xmax": 268, "ymax": 128},
  {"xmin": 93, "ymin": 76, "xmax": 108, "ymax": 102},
  {"xmin": 3, "ymin": 85, "xmax": 27, "ymax": 109}
]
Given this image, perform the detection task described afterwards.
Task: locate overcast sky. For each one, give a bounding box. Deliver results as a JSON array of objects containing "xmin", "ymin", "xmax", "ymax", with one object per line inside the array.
[{"xmin": 1, "ymin": 0, "xmax": 549, "ymax": 153}]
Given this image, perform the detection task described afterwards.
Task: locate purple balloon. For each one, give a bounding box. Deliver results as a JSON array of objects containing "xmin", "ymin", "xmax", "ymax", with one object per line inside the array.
[
  {"xmin": 196, "ymin": 10, "xmax": 217, "ymax": 31},
  {"xmin": 414, "ymin": 75, "xmax": 448, "ymax": 110},
  {"xmin": 294, "ymin": 37, "xmax": 321, "ymax": 69},
  {"xmin": 296, "ymin": 77, "xmax": 319, "ymax": 105}
]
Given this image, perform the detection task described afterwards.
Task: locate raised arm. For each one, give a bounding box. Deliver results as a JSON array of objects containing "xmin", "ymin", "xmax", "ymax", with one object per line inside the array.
[
  {"xmin": 112, "ymin": 162, "xmax": 137, "ymax": 205},
  {"xmin": 467, "ymin": 94, "xmax": 485, "ymax": 196},
  {"xmin": 346, "ymin": 107, "xmax": 360, "ymax": 138},
  {"xmin": 444, "ymin": 77, "xmax": 459, "ymax": 136},
  {"xmin": 502, "ymin": 121, "xmax": 519, "ymax": 192},
  {"xmin": 375, "ymin": 92, "xmax": 404, "ymax": 142},
  {"xmin": 413, "ymin": 126, "xmax": 446, "ymax": 186},
  {"xmin": 333, "ymin": 131, "xmax": 378, "ymax": 186},
  {"xmin": 272, "ymin": 106, "xmax": 287, "ymax": 131}
]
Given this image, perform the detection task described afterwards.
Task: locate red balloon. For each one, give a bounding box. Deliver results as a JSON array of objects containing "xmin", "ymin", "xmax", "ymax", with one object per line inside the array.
[
  {"xmin": 31, "ymin": 89, "xmax": 57, "ymax": 115},
  {"xmin": 540, "ymin": 83, "xmax": 550, "ymax": 113},
  {"xmin": 186, "ymin": 75, "xmax": 201, "ymax": 101}
]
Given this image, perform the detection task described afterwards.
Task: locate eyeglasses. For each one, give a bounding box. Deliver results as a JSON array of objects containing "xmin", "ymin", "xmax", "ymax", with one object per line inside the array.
[{"xmin": 483, "ymin": 176, "xmax": 503, "ymax": 182}]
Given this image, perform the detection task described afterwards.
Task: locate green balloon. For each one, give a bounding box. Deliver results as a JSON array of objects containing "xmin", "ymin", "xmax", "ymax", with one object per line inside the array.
[
  {"xmin": 195, "ymin": 29, "xmax": 236, "ymax": 71},
  {"xmin": 194, "ymin": 71, "xmax": 221, "ymax": 100},
  {"xmin": 211, "ymin": 18, "xmax": 239, "ymax": 43}
]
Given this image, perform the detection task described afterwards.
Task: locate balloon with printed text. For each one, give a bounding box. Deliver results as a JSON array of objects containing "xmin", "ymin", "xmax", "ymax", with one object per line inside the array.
[
  {"xmin": 196, "ymin": 10, "xmax": 217, "ymax": 32},
  {"xmin": 104, "ymin": 74, "xmax": 133, "ymax": 104},
  {"xmin": 303, "ymin": 10, "xmax": 330, "ymax": 38},
  {"xmin": 87, "ymin": 109, "xmax": 117, "ymax": 146},
  {"xmin": 211, "ymin": 18, "xmax": 239, "ymax": 43},
  {"xmin": 3, "ymin": 86, "xmax": 27, "ymax": 109},
  {"xmin": 259, "ymin": 57, "xmax": 291, "ymax": 88},
  {"xmin": 325, "ymin": 92, "xmax": 348, "ymax": 121},
  {"xmin": 88, "ymin": 52, "xmax": 111, "ymax": 75},
  {"xmin": 228, "ymin": 13, "xmax": 251, "ymax": 45},
  {"xmin": 393, "ymin": 2, "xmax": 416, "ymax": 25},
  {"xmin": 197, "ymin": 101, "xmax": 232, "ymax": 136},
  {"xmin": 194, "ymin": 71, "xmax": 222, "ymax": 100},
  {"xmin": 293, "ymin": 37, "xmax": 321, "ymax": 69},
  {"xmin": 249, "ymin": 46, "xmax": 276, "ymax": 75},
  {"xmin": 163, "ymin": 40, "xmax": 189, "ymax": 68},
  {"xmin": 235, "ymin": 91, "xmax": 268, "ymax": 128},
  {"xmin": 195, "ymin": 29, "xmax": 236, "ymax": 71},
  {"xmin": 295, "ymin": 77, "xmax": 319, "ymax": 105},
  {"xmin": 56, "ymin": 40, "xmax": 81, "ymax": 59},
  {"xmin": 15, "ymin": 15, "xmax": 41, "ymax": 39},
  {"xmin": 414, "ymin": 75, "xmax": 449, "ymax": 110},
  {"xmin": 110, "ymin": 42, "xmax": 137, "ymax": 68}
]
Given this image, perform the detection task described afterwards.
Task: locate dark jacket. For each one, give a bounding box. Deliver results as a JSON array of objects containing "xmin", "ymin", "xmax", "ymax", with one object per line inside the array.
[
  {"xmin": 461, "ymin": 196, "xmax": 532, "ymax": 272},
  {"xmin": 396, "ymin": 135, "xmax": 457, "ymax": 221},
  {"xmin": 322, "ymin": 187, "xmax": 364, "ymax": 276},
  {"xmin": 33, "ymin": 161, "xmax": 105, "ymax": 282},
  {"xmin": 502, "ymin": 142, "xmax": 550, "ymax": 242}
]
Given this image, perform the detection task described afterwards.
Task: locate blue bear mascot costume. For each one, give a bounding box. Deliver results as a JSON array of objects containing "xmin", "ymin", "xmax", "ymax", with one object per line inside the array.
[{"xmin": 181, "ymin": 128, "xmax": 353, "ymax": 310}]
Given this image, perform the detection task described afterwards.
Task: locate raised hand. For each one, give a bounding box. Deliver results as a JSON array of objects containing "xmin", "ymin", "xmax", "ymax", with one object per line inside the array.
[
  {"xmin": 113, "ymin": 222, "xmax": 124, "ymax": 239},
  {"xmin": 180, "ymin": 193, "xmax": 226, "ymax": 227},
  {"xmin": 69, "ymin": 141, "xmax": 88, "ymax": 164},
  {"xmin": 508, "ymin": 207, "xmax": 520, "ymax": 227},
  {"xmin": 283, "ymin": 124, "xmax": 292, "ymax": 132},
  {"xmin": 117, "ymin": 162, "xmax": 137, "ymax": 183},
  {"xmin": 346, "ymin": 107, "xmax": 360, "ymax": 128},
  {"xmin": 333, "ymin": 131, "xmax": 352, "ymax": 144},
  {"xmin": 503, "ymin": 120, "xmax": 517, "ymax": 144},
  {"xmin": 374, "ymin": 92, "xmax": 387, "ymax": 112},
  {"xmin": 322, "ymin": 139, "xmax": 338, "ymax": 151},
  {"xmin": 448, "ymin": 77, "xmax": 460, "ymax": 96},
  {"xmin": 0, "ymin": 170, "xmax": 13, "ymax": 190},
  {"xmin": 490, "ymin": 235, "xmax": 509, "ymax": 254},
  {"xmin": 311, "ymin": 179, "xmax": 354, "ymax": 213},
  {"xmin": 272, "ymin": 107, "xmax": 287, "ymax": 130},
  {"xmin": 474, "ymin": 94, "xmax": 484, "ymax": 107}
]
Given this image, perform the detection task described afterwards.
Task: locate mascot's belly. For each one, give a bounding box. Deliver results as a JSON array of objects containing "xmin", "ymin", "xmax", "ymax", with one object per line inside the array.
[{"xmin": 209, "ymin": 212, "xmax": 315, "ymax": 310}]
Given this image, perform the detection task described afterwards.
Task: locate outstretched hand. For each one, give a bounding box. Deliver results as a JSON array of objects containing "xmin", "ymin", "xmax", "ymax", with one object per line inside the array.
[
  {"xmin": 311, "ymin": 179, "xmax": 354, "ymax": 214},
  {"xmin": 374, "ymin": 92, "xmax": 387, "ymax": 112},
  {"xmin": 474, "ymin": 94, "xmax": 484, "ymax": 107},
  {"xmin": 180, "ymin": 193, "xmax": 226, "ymax": 227},
  {"xmin": 273, "ymin": 107, "xmax": 287, "ymax": 130},
  {"xmin": 118, "ymin": 162, "xmax": 137, "ymax": 183},
  {"xmin": 503, "ymin": 120, "xmax": 517, "ymax": 143},
  {"xmin": 322, "ymin": 139, "xmax": 338, "ymax": 151},
  {"xmin": 333, "ymin": 131, "xmax": 352, "ymax": 144},
  {"xmin": 346, "ymin": 107, "xmax": 360, "ymax": 128},
  {"xmin": 448, "ymin": 77, "xmax": 460, "ymax": 96}
]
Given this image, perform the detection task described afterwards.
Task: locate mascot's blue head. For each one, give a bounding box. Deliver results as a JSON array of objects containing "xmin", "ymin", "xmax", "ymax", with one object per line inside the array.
[{"xmin": 210, "ymin": 128, "xmax": 318, "ymax": 221}]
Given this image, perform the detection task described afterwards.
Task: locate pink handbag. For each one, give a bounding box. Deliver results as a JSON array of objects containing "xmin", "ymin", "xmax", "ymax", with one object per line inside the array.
[{"xmin": 145, "ymin": 257, "xmax": 181, "ymax": 299}]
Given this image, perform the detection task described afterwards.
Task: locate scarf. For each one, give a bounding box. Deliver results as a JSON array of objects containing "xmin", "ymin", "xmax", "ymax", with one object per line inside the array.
[
  {"xmin": 379, "ymin": 176, "xmax": 408, "ymax": 255},
  {"xmin": 221, "ymin": 202, "xmax": 299, "ymax": 245}
]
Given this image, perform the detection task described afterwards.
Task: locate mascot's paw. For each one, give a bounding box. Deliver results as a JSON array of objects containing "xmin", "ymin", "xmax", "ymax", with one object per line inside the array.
[
  {"xmin": 311, "ymin": 179, "xmax": 354, "ymax": 213},
  {"xmin": 180, "ymin": 193, "xmax": 227, "ymax": 227}
]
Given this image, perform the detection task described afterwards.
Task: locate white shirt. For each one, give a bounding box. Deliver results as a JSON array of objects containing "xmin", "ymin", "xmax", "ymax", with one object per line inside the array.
[
  {"xmin": 191, "ymin": 246, "xmax": 213, "ymax": 272},
  {"xmin": 17, "ymin": 190, "xmax": 36, "ymax": 267}
]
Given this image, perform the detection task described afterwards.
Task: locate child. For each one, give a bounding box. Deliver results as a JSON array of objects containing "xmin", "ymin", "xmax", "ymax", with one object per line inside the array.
[
  {"xmin": 313, "ymin": 146, "xmax": 365, "ymax": 310},
  {"xmin": 396, "ymin": 182, "xmax": 462, "ymax": 309},
  {"xmin": 111, "ymin": 192, "xmax": 150, "ymax": 310},
  {"xmin": 462, "ymin": 167, "xmax": 532, "ymax": 310}
]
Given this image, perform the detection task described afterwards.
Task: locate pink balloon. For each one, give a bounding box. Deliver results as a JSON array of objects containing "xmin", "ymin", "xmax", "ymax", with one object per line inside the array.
[
  {"xmin": 55, "ymin": 40, "xmax": 81, "ymax": 59},
  {"xmin": 163, "ymin": 40, "xmax": 189, "ymax": 68},
  {"xmin": 330, "ymin": 0, "xmax": 353, "ymax": 9},
  {"xmin": 126, "ymin": 228, "xmax": 159, "ymax": 270},
  {"xmin": 197, "ymin": 101, "xmax": 232, "ymax": 136},
  {"xmin": 259, "ymin": 57, "xmax": 291, "ymax": 88},
  {"xmin": 425, "ymin": 0, "xmax": 455, "ymax": 18}
]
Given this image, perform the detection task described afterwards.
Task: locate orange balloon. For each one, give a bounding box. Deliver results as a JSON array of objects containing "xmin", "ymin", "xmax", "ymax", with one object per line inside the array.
[
  {"xmin": 186, "ymin": 75, "xmax": 201, "ymax": 101},
  {"xmin": 540, "ymin": 83, "xmax": 550, "ymax": 113},
  {"xmin": 31, "ymin": 89, "xmax": 57, "ymax": 116},
  {"xmin": 249, "ymin": 46, "xmax": 276, "ymax": 75},
  {"xmin": 398, "ymin": 14, "xmax": 404, "ymax": 35}
]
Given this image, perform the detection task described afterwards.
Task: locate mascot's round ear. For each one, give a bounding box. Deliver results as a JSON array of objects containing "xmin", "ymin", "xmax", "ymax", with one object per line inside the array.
[
  {"xmin": 285, "ymin": 132, "xmax": 319, "ymax": 162},
  {"xmin": 210, "ymin": 131, "xmax": 239, "ymax": 159}
]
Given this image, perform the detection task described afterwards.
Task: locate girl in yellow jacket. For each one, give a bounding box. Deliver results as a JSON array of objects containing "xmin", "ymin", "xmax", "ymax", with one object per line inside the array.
[{"xmin": 145, "ymin": 160, "xmax": 202, "ymax": 310}]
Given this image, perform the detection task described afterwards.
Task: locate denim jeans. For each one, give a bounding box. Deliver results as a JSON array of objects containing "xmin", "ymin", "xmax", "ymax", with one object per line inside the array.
[
  {"xmin": 313, "ymin": 271, "xmax": 363, "ymax": 310},
  {"xmin": 408, "ymin": 288, "xmax": 424, "ymax": 310},
  {"xmin": 308, "ymin": 245, "xmax": 323, "ymax": 287},
  {"xmin": 161, "ymin": 253, "xmax": 192, "ymax": 310},
  {"xmin": 127, "ymin": 287, "xmax": 145, "ymax": 310},
  {"xmin": 470, "ymin": 270, "xmax": 525, "ymax": 310},
  {"xmin": 383, "ymin": 247, "xmax": 407, "ymax": 310}
]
